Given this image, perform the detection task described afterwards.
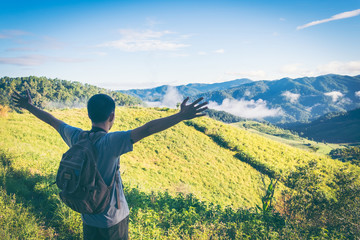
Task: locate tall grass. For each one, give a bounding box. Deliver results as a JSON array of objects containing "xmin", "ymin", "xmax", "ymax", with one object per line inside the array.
[{"xmin": 187, "ymin": 117, "xmax": 346, "ymax": 183}]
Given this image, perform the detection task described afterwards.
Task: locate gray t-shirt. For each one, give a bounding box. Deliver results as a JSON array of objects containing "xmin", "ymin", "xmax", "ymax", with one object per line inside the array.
[{"xmin": 58, "ymin": 123, "xmax": 133, "ymax": 228}]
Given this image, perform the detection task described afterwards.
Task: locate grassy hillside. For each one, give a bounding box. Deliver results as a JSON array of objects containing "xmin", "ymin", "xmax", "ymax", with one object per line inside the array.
[
  {"xmin": 0, "ymin": 108, "xmax": 272, "ymax": 207},
  {"xmin": 185, "ymin": 117, "xmax": 347, "ymax": 183},
  {"xmin": 232, "ymin": 120, "xmax": 343, "ymax": 155},
  {"xmin": 0, "ymin": 107, "xmax": 359, "ymax": 239}
]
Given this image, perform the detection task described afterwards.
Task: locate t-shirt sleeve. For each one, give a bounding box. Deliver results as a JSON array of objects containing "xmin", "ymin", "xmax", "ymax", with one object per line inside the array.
[
  {"xmin": 106, "ymin": 130, "xmax": 133, "ymax": 157},
  {"xmin": 58, "ymin": 122, "xmax": 83, "ymax": 147}
]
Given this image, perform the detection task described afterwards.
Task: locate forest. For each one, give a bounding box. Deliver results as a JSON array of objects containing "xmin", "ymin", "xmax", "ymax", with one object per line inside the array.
[{"xmin": 0, "ymin": 76, "xmax": 142, "ymax": 109}]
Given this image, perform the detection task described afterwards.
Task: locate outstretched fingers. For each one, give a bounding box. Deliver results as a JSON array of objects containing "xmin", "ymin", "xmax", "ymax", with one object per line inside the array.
[
  {"xmin": 193, "ymin": 112, "xmax": 207, "ymax": 118},
  {"xmin": 12, "ymin": 96, "xmax": 22, "ymax": 106},
  {"xmin": 12, "ymin": 96, "xmax": 20, "ymax": 102},
  {"xmin": 195, "ymin": 102, "xmax": 208, "ymax": 109},
  {"xmin": 180, "ymin": 96, "xmax": 209, "ymax": 119},
  {"xmin": 192, "ymin": 98, "xmax": 208, "ymax": 115},
  {"xmin": 12, "ymin": 95, "xmax": 21, "ymax": 104},
  {"xmin": 196, "ymin": 106, "xmax": 208, "ymax": 112},
  {"xmin": 11, "ymin": 91, "xmax": 21, "ymax": 100},
  {"xmin": 12, "ymin": 90, "xmax": 21, "ymax": 97},
  {"xmin": 26, "ymin": 89, "xmax": 31, "ymax": 98},
  {"xmin": 193, "ymin": 102, "xmax": 208, "ymax": 119},
  {"xmin": 190, "ymin": 97, "xmax": 204, "ymax": 106},
  {"xmin": 11, "ymin": 90, "xmax": 32, "ymax": 108},
  {"xmin": 181, "ymin": 97, "xmax": 190, "ymax": 107}
]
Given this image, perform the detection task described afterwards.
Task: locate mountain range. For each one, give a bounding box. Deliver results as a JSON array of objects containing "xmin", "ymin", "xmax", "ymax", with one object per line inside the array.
[
  {"xmin": 120, "ymin": 74, "xmax": 360, "ymax": 123},
  {"xmin": 120, "ymin": 78, "xmax": 252, "ymax": 102}
]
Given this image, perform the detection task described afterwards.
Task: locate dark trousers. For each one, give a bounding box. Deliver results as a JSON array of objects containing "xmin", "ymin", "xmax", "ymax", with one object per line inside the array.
[{"xmin": 83, "ymin": 216, "xmax": 129, "ymax": 240}]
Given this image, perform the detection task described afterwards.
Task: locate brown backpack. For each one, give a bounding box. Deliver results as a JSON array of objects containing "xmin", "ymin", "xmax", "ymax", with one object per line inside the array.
[{"xmin": 56, "ymin": 131, "xmax": 120, "ymax": 214}]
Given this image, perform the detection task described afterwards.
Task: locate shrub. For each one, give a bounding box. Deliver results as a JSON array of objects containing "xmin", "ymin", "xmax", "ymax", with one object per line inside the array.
[
  {"xmin": 330, "ymin": 147, "xmax": 360, "ymax": 166},
  {"xmin": 279, "ymin": 161, "xmax": 360, "ymax": 239},
  {"xmin": 0, "ymin": 105, "xmax": 9, "ymax": 117}
]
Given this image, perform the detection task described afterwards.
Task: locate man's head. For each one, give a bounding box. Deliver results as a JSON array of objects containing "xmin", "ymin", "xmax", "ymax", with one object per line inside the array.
[{"xmin": 87, "ymin": 94, "xmax": 115, "ymax": 124}]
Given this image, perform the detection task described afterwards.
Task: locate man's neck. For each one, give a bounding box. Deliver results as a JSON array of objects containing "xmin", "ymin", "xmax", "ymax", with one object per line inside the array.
[{"xmin": 91, "ymin": 123, "xmax": 109, "ymax": 133}]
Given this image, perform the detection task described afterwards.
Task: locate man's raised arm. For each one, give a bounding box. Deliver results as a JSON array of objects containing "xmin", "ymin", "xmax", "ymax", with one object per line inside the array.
[
  {"xmin": 12, "ymin": 90, "xmax": 64, "ymax": 131},
  {"xmin": 130, "ymin": 97, "xmax": 208, "ymax": 144}
]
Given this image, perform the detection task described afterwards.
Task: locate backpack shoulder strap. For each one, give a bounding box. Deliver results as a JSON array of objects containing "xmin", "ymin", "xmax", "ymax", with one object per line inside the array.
[
  {"xmin": 89, "ymin": 131, "xmax": 107, "ymax": 143},
  {"xmin": 80, "ymin": 128, "xmax": 121, "ymax": 209},
  {"xmin": 112, "ymin": 167, "xmax": 121, "ymax": 210},
  {"xmin": 86, "ymin": 129, "xmax": 121, "ymax": 208},
  {"xmin": 78, "ymin": 130, "xmax": 106, "ymax": 145},
  {"xmin": 88, "ymin": 127, "xmax": 107, "ymax": 143}
]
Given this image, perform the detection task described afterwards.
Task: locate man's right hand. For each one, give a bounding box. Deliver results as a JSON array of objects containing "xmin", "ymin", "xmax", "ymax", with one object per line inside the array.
[
  {"xmin": 12, "ymin": 90, "xmax": 33, "ymax": 109},
  {"xmin": 11, "ymin": 89, "xmax": 64, "ymax": 131}
]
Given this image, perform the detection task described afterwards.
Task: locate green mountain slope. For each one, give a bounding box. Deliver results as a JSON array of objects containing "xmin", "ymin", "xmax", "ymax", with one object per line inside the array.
[
  {"xmin": 231, "ymin": 120, "xmax": 341, "ymax": 155},
  {"xmin": 0, "ymin": 108, "xmax": 278, "ymax": 208},
  {"xmin": 0, "ymin": 107, "xmax": 358, "ymax": 239},
  {"xmin": 0, "ymin": 76, "xmax": 142, "ymax": 109},
  {"xmin": 282, "ymin": 108, "xmax": 360, "ymax": 143}
]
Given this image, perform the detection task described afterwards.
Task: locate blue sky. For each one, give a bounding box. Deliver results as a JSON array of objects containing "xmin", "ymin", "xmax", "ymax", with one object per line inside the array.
[{"xmin": 1, "ymin": 0, "xmax": 360, "ymax": 90}]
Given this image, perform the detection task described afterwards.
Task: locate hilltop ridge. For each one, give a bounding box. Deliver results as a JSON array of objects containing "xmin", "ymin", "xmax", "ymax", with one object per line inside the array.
[{"xmin": 0, "ymin": 76, "xmax": 142, "ymax": 109}]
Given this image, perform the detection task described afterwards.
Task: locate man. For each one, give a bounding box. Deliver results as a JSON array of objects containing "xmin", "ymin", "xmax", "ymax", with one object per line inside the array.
[{"xmin": 12, "ymin": 90, "xmax": 208, "ymax": 240}]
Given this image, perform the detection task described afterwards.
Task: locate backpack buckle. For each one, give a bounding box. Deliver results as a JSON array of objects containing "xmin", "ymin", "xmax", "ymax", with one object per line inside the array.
[{"xmin": 64, "ymin": 173, "xmax": 72, "ymax": 180}]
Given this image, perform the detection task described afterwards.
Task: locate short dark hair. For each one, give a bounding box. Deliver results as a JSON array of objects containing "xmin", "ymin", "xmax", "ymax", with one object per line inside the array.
[{"xmin": 87, "ymin": 94, "xmax": 115, "ymax": 123}]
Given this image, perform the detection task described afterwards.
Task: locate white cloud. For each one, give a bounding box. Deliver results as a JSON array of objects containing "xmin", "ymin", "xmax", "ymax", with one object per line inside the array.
[
  {"xmin": 305, "ymin": 106, "xmax": 312, "ymax": 112},
  {"xmin": 305, "ymin": 103, "xmax": 321, "ymax": 112},
  {"xmin": 337, "ymin": 97, "xmax": 352, "ymax": 106},
  {"xmin": 214, "ymin": 49, "xmax": 225, "ymax": 54},
  {"xmin": 0, "ymin": 55, "xmax": 48, "ymax": 66},
  {"xmin": 0, "ymin": 55, "xmax": 88, "ymax": 66},
  {"xmin": 281, "ymin": 63, "xmax": 304, "ymax": 75},
  {"xmin": 282, "ymin": 91, "xmax": 300, "ymax": 103},
  {"xmin": 92, "ymin": 51, "xmax": 108, "ymax": 56},
  {"xmin": 119, "ymin": 29, "xmax": 172, "ymax": 39},
  {"xmin": 297, "ymin": 9, "xmax": 360, "ymax": 30},
  {"xmin": 208, "ymin": 98, "xmax": 283, "ymax": 119},
  {"xmin": 197, "ymin": 51, "xmax": 207, "ymax": 55},
  {"xmin": 5, "ymin": 47, "xmax": 38, "ymax": 52},
  {"xmin": 179, "ymin": 34, "xmax": 193, "ymax": 39},
  {"xmin": 145, "ymin": 17, "xmax": 162, "ymax": 27},
  {"xmin": 170, "ymin": 53, "xmax": 190, "ymax": 57},
  {"xmin": 40, "ymin": 36, "xmax": 66, "ymax": 50},
  {"xmin": 146, "ymin": 86, "xmax": 183, "ymax": 108},
  {"xmin": 279, "ymin": 61, "xmax": 360, "ymax": 78},
  {"xmin": 355, "ymin": 91, "xmax": 360, "ymax": 98},
  {"xmin": 99, "ymin": 29, "xmax": 189, "ymax": 52},
  {"xmin": 316, "ymin": 61, "xmax": 360, "ymax": 75},
  {"xmin": 244, "ymin": 90, "xmax": 251, "ymax": 97},
  {"xmin": 324, "ymin": 91, "xmax": 344, "ymax": 102},
  {"xmin": 0, "ymin": 29, "xmax": 29, "ymax": 39}
]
